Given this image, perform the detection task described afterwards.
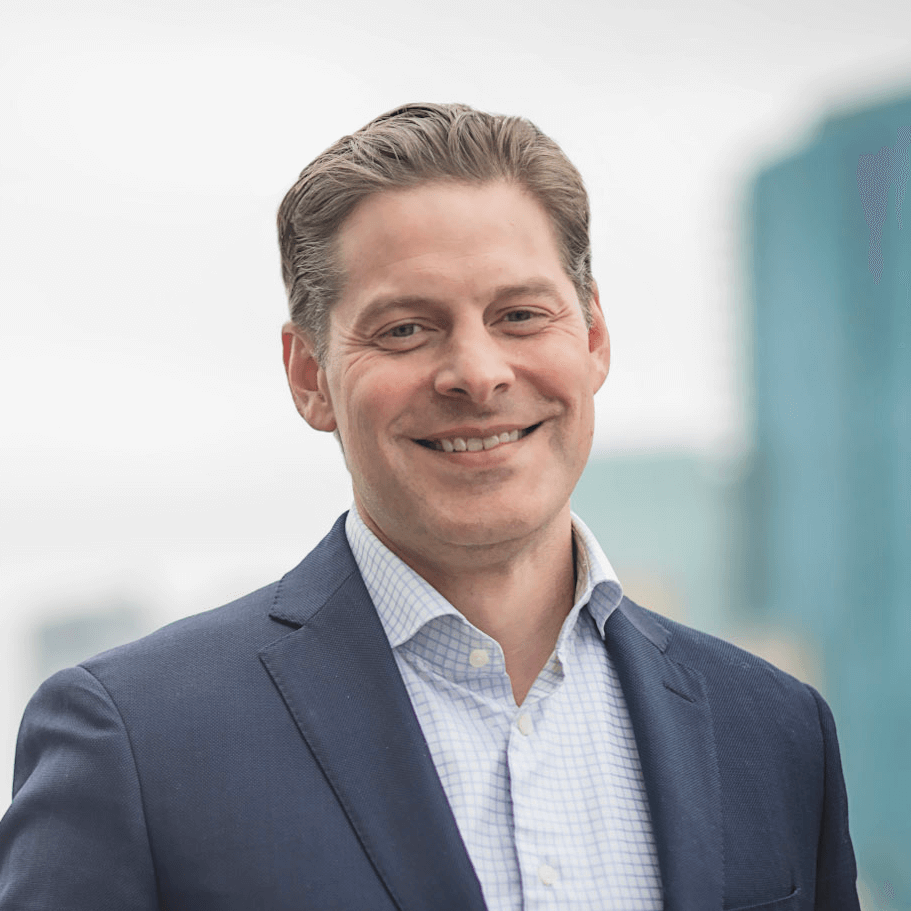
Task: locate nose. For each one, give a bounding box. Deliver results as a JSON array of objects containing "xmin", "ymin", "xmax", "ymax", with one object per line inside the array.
[{"xmin": 432, "ymin": 320, "xmax": 514, "ymax": 405}]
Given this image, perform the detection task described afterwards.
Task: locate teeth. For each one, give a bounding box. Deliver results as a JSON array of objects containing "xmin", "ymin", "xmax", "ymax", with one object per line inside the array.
[{"xmin": 424, "ymin": 427, "xmax": 526, "ymax": 452}]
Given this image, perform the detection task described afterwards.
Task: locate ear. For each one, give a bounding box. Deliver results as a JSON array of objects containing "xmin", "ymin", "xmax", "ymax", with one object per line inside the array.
[
  {"xmin": 281, "ymin": 321, "xmax": 337, "ymax": 432},
  {"xmin": 586, "ymin": 281, "xmax": 610, "ymax": 393}
]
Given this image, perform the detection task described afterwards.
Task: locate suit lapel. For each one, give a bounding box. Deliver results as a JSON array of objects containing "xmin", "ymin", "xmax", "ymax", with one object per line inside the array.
[
  {"xmin": 259, "ymin": 516, "xmax": 487, "ymax": 911},
  {"xmin": 605, "ymin": 600, "xmax": 723, "ymax": 911}
]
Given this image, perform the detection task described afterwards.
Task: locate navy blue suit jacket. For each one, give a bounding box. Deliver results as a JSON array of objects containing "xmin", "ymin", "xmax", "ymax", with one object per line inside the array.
[{"xmin": 0, "ymin": 514, "xmax": 860, "ymax": 909}]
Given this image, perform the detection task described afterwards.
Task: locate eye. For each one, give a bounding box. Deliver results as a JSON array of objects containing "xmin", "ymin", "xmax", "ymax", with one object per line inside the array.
[
  {"xmin": 504, "ymin": 310, "xmax": 535, "ymax": 323},
  {"xmin": 385, "ymin": 323, "xmax": 422, "ymax": 338},
  {"xmin": 376, "ymin": 321, "xmax": 430, "ymax": 349},
  {"xmin": 501, "ymin": 309, "xmax": 546, "ymax": 332}
]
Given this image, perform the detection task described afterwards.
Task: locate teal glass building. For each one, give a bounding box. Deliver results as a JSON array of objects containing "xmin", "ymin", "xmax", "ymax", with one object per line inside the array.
[{"xmin": 748, "ymin": 94, "xmax": 911, "ymax": 903}]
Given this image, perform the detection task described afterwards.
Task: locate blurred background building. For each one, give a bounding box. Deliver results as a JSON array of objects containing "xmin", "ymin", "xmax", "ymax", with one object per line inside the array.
[
  {"xmin": 576, "ymin": 92, "xmax": 911, "ymax": 905},
  {"xmin": 747, "ymin": 94, "xmax": 911, "ymax": 903},
  {"xmin": 2, "ymin": 2, "xmax": 909, "ymax": 906}
]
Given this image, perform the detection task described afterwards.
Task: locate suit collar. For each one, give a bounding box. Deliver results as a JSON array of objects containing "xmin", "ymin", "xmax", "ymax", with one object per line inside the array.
[
  {"xmin": 607, "ymin": 599, "xmax": 724, "ymax": 911},
  {"xmin": 263, "ymin": 516, "xmax": 723, "ymax": 911},
  {"xmin": 260, "ymin": 514, "xmax": 487, "ymax": 911}
]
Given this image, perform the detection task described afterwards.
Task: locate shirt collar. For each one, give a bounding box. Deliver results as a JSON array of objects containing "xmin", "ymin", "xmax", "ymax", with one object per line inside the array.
[
  {"xmin": 345, "ymin": 505, "xmax": 624, "ymax": 651},
  {"xmin": 566, "ymin": 511, "xmax": 624, "ymax": 638}
]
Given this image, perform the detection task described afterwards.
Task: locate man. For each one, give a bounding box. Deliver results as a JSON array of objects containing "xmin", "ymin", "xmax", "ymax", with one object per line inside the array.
[{"xmin": 0, "ymin": 103, "xmax": 860, "ymax": 909}]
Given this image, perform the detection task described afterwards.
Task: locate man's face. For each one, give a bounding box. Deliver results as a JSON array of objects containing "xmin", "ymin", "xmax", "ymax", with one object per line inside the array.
[{"xmin": 284, "ymin": 180, "xmax": 610, "ymax": 570}]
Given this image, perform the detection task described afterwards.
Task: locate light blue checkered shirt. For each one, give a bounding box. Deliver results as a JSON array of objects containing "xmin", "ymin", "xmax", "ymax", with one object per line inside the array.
[{"xmin": 346, "ymin": 507, "xmax": 664, "ymax": 911}]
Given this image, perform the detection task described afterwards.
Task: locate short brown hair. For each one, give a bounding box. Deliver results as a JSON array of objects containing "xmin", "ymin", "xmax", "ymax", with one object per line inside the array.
[{"xmin": 277, "ymin": 102, "xmax": 594, "ymax": 364}]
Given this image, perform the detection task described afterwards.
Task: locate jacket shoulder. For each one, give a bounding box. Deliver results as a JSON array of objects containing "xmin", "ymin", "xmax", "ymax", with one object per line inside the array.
[
  {"xmin": 80, "ymin": 579, "xmax": 283, "ymax": 678},
  {"xmin": 618, "ymin": 598, "xmax": 825, "ymax": 731},
  {"xmin": 80, "ymin": 514, "xmax": 357, "ymax": 686},
  {"xmin": 630, "ymin": 599, "xmax": 810, "ymax": 684}
]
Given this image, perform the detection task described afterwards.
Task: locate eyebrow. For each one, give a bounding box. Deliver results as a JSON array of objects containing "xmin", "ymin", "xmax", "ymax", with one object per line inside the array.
[
  {"xmin": 354, "ymin": 279, "xmax": 566, "ymax": 330},
  {"xmin": 490, "ymin": 280, "xmax": 565, "ymax": 305}
]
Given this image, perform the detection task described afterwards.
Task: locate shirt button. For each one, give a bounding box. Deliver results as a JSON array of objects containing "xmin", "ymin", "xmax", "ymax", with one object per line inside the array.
[
  {"xmin": 469, "ymin": 649, "xmax": 490, "ymax": 668},
  {"xmin": 516, "ymin": 712, "xmax": 534, "ymax": 736},
  {"xmin": 538, "ymin": 862, "xmax": 558, "ymax": 886}
]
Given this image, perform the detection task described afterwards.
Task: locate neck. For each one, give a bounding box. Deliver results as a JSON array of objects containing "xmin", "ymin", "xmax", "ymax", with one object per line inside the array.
[{"xmin": 365, "ymin": 510, "xmax": 578, "ymax": 705}]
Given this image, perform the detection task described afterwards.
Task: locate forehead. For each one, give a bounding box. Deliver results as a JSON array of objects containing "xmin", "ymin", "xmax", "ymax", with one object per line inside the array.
[{"xmin": 332, "ymin": 180, "xmax": 570, "ymax": 313}]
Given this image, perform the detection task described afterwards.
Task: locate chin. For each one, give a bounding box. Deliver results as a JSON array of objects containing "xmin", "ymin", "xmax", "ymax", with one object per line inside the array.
[{"xmin": 423, "ymin": 506, "xmax": 545, "ymax": 549}]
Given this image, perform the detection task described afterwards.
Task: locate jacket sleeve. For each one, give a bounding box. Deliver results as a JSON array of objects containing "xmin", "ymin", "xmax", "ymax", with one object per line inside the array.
[
  {"xmin": 0, "ymin": 666, "xmax": 159, "ymax": 910},
  {"xmin": 808, "ymin": 685, "xmax": 861, "ymax": 911}
]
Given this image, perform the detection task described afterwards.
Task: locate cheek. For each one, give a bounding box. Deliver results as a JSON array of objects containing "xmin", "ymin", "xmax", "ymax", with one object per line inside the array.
[
  {"xmin": 339, "ymin": 369, "xmax": 409, "ymax": 445},
  {"xmin": 535, "ymin": 362, "xmax": 588, "ymax": 415}
]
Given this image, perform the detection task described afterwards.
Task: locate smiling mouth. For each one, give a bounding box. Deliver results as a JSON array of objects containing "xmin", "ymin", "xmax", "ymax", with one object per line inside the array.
[{"xmin": 414, "ymin": 423, "xmax": 542, "ymax": 453}]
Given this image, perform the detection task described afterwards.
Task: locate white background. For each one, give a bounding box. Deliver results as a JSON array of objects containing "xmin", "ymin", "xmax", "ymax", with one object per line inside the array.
[{"xmin": 2, "ymin": 0, "xmax": 909, "ymax": 815}]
